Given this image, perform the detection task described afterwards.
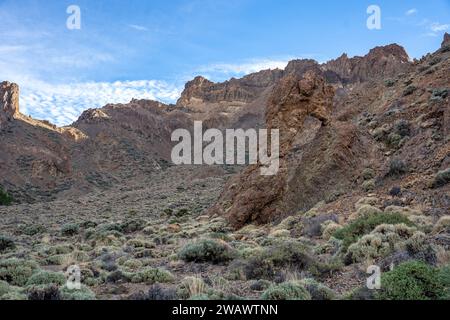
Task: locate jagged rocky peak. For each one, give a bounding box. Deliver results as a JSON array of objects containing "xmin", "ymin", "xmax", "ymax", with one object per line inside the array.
[
  {"xmin": 177, "ymin": 70, "xmax": 284, "ymax": 109},
  {"xmin": 75, "ymin": 108, "xmax": 110, "ymax": 124},
  {"xmin": 0, "ymin": 81, "xmax": 20, "ymax": 125},
  {"xmin": 442, "ymin": 32, "xmax": 450, "ymax": 47},
  {"xmin": 284, "ymin": 59, "xmax": 321, "ymax": 77},
  {"xmin": 323, "ymin": 44, "xmax": 411, "ymax": 83}
]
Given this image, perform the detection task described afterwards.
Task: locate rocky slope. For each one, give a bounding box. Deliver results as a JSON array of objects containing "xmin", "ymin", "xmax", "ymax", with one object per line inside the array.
[{"xmin": 211, "ymin": 35, "xmax": 449, "ymax": 229}]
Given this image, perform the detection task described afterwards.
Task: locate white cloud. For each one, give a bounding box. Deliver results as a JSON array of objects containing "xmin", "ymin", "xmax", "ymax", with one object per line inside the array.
[
  {"xmin": 199, "ymin": 58, "xmax": 291, "ymax": 76},
  {"xmin": 128, "ymin": 24, "xmax": 149, "ymax": 31},
  {"xmin": 0, "ymin": 45, "xmax": 30, "ymax": 54},
  {"xmin": 422, "ymin": 22, "xmax": 450, "ymax": 37},
  {"xmin": 430, "ymin": 22, "xmax": 449, "ymax": 32},
  {"xmin": 19, "ymin": 79, "xmax": 182, "ymax": 126},
  {"xmin": 405, "ymin": 9, "xmax": 418, "ymax": 16}
]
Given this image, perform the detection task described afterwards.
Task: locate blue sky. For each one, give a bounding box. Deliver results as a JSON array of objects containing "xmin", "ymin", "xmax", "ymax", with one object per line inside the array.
[{"xmin": 0, "ymin": 0, "xmax": 449, "ymax": 125}]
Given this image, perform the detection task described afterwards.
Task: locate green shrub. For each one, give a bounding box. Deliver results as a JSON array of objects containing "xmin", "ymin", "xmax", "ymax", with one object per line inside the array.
[
  {"xmin": 27, "ymin": 284, "xmax": 61, "ymax": 300},
  {"xmin": 384, "ymin": 79, "xmax": 396, "ymax": 87},
  {"xmin": 0, "ymin": 188, "xmax": 13, "ymax": 206},
  {"xmin": 0, "ymin": 280, "xmax": 11, "ymax": 297},
  {"xmin": 362, "ymin": 179, "xmax": 376, "ymax": 192},
  {"xmin": 0, "ymin": 236, "xmax": 15, "ymax": 252},
  {"xmin": 61, "ymin": 223, "xmax": 80, "ymax": 236},
  {"xmin": 261, "ymin": 281, "xmax": 311, "ymax": 300},
  {"xmin": 26, "ymin": 270, "xmax": 66, "ymax": 286},
  {"xmin": 179, "ymin": 239, "xmax": 235, "ymax": 264},
  {"xmin": 333, "ymin": 213, "xmax": 414, "ymax": 251},
  {"xmin": 0, "ymin": 258, "xmax": 39, "ymax": 286},
  {"xmin": 430, "ymin": 88, "xmax": 448, "ymax": 102},
  {"xmin": 0, "ymin": 290, "xmax": 27, "ymax": 300},
  {"xmin": 120, "ymin": 219, "xmax": 146, "ymax": 233},
  {"xmin": 298, "ymin": 278, "xmax": 337, "ymax": 300},
  {"xmin": 403, "ymin": 85, "xmax": 416, "ymax": 96},
  {"xmin": 131, "ymin": 268, "xmax": 174, "ymax": 284},
  {"xmin": 431, "ymin": 168, "xmax": 450, "ymax": 188},
  {"xmin": 60, "ymin": 285, "xmax": 96, "ymax": 300},
  {"xmin": 346, "ymin": 224, "xmax": 420, "ymax": 263},
  {"xmin": 387, "ymin": 159, "xmax": 408, "ymax": 177},
  {"xmin": 439, "ymin": 264, "xmax": 450, "ymax": 299},
  {"xmin": 42, "ymin": 244, "xmax": 74, "ymax": 256},
  {"xmin": 377, "ymin": 261, "xmax": 445, "ymax": 300},
  {"xmin": 21, "ymin": 224, "xmax": 46, "ymax": 236},
  {"xmin": 362, "ymin": 168, "xmax": 375, "ymax": 180},
  {"xmin": 244, "ymin": 240, "xmax": 316, "ymax": 280}
]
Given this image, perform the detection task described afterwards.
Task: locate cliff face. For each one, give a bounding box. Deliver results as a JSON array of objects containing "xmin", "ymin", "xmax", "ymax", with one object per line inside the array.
[
  {"xmin": 0, "ymin": 81, "xmax": 20, "ymax": 127},
  {"xmin": 176, "ymin": 69, "xmax": 284, "ymax": 110},
  {"xmin": 208, "ymin": 71, "xmax": 337, "ymax": 228},
  {"xmin": 323, "ymin": 44, "xmax": 411, "ymax": 83},
  {"xmin": 209, "ymin": 37, "xmax": 449, "ymax": 228}
]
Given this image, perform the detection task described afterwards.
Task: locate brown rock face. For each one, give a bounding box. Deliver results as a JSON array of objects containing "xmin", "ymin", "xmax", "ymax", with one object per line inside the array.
[
  {"xmin": 209, "ymin": 71, "xmax": 336, "ymax": 228},
  {"xmin": 176, "ymin": 70, "xmax": 283, "ymax": 110},
  {"xmin": 442, "ymin": 32, "xmax": 450, "ymax": 47},
  {"xmin": 0, "ymin": 81, "xmax": 20, "ymax": 127},
  {"xmin": 323, "ymin": 44, "xmax": 410, "ymax": 83}
]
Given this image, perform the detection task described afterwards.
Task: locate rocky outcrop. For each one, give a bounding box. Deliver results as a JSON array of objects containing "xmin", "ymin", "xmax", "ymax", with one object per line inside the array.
[
  {"xmin": 442, "ymin": 32, "xmax": 450, "ymax": 48},
  {"xmin": 208, "ymin": 71, "xmax": 337, "ymax": 228},
  {"xmin": 323, "ymin": 44, "xmax": 411, "ymax": 83},
  {"xmin": 177, "ymin": 70, "xmax": 283, "ymax": 110},
  {"xmin": 0, "ymin": 81, "xmax": 20, "ymax": 127}
]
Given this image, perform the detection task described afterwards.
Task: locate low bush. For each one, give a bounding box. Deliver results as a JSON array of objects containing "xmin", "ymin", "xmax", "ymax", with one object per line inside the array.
[
  {"xmin": 431, "ymin": 168, "xmax": 450, "ymax": 188},
  {"xmin": 60, "ymin": 285, "xmax": 96, "ymax": 300},
  {"xmin": 387, "ymin": 159, "xmax": 408, "ymax": 177},
  {"xmin": 244, "ymin": 240, "xmax": 316, "ymax": 280},
  {"xmin": 439, "ymin": 264, "xmax": 450, "ymax": 299},
  {"xmin": 131, "ymin": 268, "xmax": 174, "ymax": 284},
  {"xmin": 362, "ymin": 168, "xmax": 375, "ymax": 180},
  {"xmin": 377, "ymin": 261, "xmax": 445, "ymax": 300},
  {"xmin": 346, "ymin": 224, "xmax": 419, "ymax": 263},
  {"xmin": 27, "ymin": 284, "xmax": 61, "ymax": 300},
  {"xmin": 21, "ymin": 224, "xmax": 46, "ymax": 236},
  {"xmin": 177, "ymin": 276, "xmax": 208, "ymax": 299},
  {"xmin": 298, "ymin": 278, "xmax": 337, "ymax": 300},
  {"xmin": 179, "ymin": 239, "xmax": 235, "ymax": 264},
  {"xmin": 333, "ymin": 213, "xmax": 414, "ymax": 251},
  {"xmin": 26, "ymin": 270, "xmax": 66, "ymax": 286},
  {"xmin": 261, "ymin": 281, "xmax": 311, "ymax": 300},
  {"xmin": 403, "ymin": 85, "xmax": 416, "ymax": 96},
  {"xmin": 362, "ymin": 180, "xmax": 376, "ymax": 192},
  {"xmin": 61, "ymin": 223, "xmax": 80, "ymax": 237},
  {"xmin": 0, "ymin": 236, "xmax": 15, "ymax": 252},
  {"xmin": 0, "ymin": 188, "xmax": 13, "ymax": 206},
  {"xmin": 430, "ymin": 88, "xmax": 448, "ymax": 102},
  {"xmin": 0, "ymin": 258, "xmax": 39, "ymax": 286}
]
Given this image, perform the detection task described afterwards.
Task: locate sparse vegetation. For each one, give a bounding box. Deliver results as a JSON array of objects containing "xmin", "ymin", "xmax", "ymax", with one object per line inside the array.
[
  {"xmin": 131, "ymin": 267, "xmax": 174, "ymax": 284},
  {"xmin": 261, "ymin": 281, "xmax": 311, "ymax": 300}
]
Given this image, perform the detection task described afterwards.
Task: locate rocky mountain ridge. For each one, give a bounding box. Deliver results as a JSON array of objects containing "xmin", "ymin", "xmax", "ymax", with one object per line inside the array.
[{"xmin": 0, "ymin": 36, "xmax": 448, "ymax": 219}]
